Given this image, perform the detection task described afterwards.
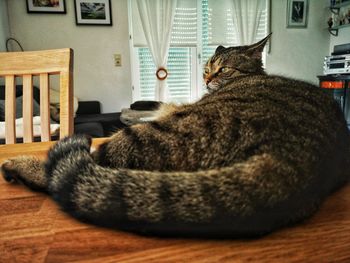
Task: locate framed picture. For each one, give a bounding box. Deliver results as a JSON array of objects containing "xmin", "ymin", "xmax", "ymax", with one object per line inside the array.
[
  {"xmin": 286, "ymin": 0, "xmax": 309, "ymax": 28},
  {"xmin": 74, "ymin": 0, "xmax": 112, "ymax": 26},
  {"xmin": 26, "ymin": 0, "xmax": 66, "ymax": 14}
]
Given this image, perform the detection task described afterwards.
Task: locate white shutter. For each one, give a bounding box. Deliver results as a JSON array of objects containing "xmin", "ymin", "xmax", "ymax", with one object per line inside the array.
[
  {"xmin": 207, "ymin": 0, "xmax": 237, "ymax": 46},
  {"xmin": 255, "ymin": 4, "xmax": 268, "ymax": 43},
  {"xmin": 130, "ymin": 0, "xmax": 147, "ymax": 47},
  {"xmin": 202, "ymin": 0, "xmax": 216, "ymax": 93},
  {"xmin": 138, "ymin": 48, "xmax": 156, "ymax": 100},
  {"xmin": 208, "ymin": 0, "xmax": 268, "ymax": 46},
  {"xmin": 131, "ymin": 0, "xmax": 197, "ymax": 47},
  {"xmin": 167, "ymin": 47, "xmax": 193, "ymax": 103},
  {"xmin": 137, "ymin": 47, "xmax": 194, "ymax": 103},
  {"xmin": 171, "ymin": 0, "xmax": 197, "ymax": 47},
  {"xmin": 202, "ymin": 0, "xmax": 219, "ymax": 64},
  {"xmin": 168, "ymin": 0, "xmax": 197, "ymax": 102}
]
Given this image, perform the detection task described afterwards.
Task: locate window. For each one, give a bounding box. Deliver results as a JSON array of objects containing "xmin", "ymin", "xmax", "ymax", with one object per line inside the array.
[
  {"xmin": 129, "ymin": 0, "xmax": 269, "ymax": 103},
  {"xmin": 137, "ymin": 47, "xmax": 193, "ymax": 103}
]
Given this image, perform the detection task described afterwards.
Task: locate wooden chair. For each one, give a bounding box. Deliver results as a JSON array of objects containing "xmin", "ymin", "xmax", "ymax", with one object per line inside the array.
[{"xmin": 0, "ymin": 48, "xmax": 74, "ymax": 144}]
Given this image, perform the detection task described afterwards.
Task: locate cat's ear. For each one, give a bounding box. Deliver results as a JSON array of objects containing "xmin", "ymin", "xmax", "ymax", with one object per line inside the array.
[
  {"xmin": 215, "ymin": 45, "xmax": 226, "ymax": 54},
  {"xmin": 246, "ymin": 32, "xmax": 272, "ymax": 59}
]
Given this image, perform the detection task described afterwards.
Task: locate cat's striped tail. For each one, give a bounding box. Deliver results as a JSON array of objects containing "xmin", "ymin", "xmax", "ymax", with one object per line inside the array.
[{"xmin": 1, "ymin": 135, "xmax": 342, "ymax": 237}]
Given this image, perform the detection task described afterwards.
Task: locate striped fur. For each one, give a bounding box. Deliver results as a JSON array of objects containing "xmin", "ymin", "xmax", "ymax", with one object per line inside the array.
[{"xmin": 2, "ymin": 36, "xmax": 350, "ymax": 237}]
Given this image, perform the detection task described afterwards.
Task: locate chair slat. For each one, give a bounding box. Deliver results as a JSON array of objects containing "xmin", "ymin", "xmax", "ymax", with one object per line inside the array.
[
  {"xmin": 0, "ymin": 49, "xmax": 72, "ymax": 76},
  {"xmin": 23, "ymin": 74, "xmax": 33, "ymax": 143},
  {"xmin": 40, "ymin": 73, "xmax": 51, "ymax": 142},
  {"xmin": 59, "ymin": 71, "xmax": 74, "ymax": 139},
  {"xmin": 5, "ymin": 75, "xmax": 16, "ymax": 144}
]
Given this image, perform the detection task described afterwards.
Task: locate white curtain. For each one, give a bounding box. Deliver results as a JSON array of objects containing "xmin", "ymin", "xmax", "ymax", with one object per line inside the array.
[
  {"xmin": 136, "ymin": 0, "xmax": 177, "ymax": 101},
  {"xmin": 230, "ymin": 0, "xmax": 265, "ymax": 45}
]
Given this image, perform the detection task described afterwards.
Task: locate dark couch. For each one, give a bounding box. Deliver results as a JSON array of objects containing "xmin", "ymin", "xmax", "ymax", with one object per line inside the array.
[{"xmin": 74, "ymin": 100, "xmax": 126, "ymax": 137}]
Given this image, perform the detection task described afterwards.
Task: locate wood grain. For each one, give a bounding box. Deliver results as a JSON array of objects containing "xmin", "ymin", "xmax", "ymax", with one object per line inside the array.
[
  {"xmin": 0, "ymin": 140, "xmax": 349, "ymax": 262},
  {"xmin": 0, "ymin": 49, "xmax": 73, "ymax": 76},
  {"xmin": 23, "ymin": 74, "xmax": 34, "ymax": 143},
  {"xmin": 59, "ymin": 70, "xmax": 74, "ymax": 139},
  {"xmin": 5, "ymin": 75, "xmax": 16, "ymax": 144},
  {"xmin": 40, "ymin": 73, "xmax": 50, "ymax": 142}
]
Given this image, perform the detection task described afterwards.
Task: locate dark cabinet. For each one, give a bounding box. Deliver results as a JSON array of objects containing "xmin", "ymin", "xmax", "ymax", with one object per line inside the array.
[{"xmin": 318, "ymin": 74, "xmax": 350, "ymax": 128}]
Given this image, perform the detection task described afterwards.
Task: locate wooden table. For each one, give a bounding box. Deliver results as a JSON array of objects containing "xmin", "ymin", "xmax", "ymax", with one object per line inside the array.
[{"xmin": 0, "ymin": 140, "xmax": 350, "ymax": 262}]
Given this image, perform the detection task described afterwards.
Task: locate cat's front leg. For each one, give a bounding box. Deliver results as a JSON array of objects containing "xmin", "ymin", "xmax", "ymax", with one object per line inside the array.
[
  {"xmin": 1, "ymin": 134, "xmax": 93, "ymax": 192},
  {"xmin": 1, "ymin": 156, "xmax": 47, "ymax": 191}
]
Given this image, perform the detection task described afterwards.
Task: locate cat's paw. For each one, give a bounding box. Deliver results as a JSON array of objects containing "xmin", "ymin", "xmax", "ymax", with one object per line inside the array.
[
  {"xmin": 1, "ymin": 156, "xmax": 47, "ymax": 191},
  {"xmin": 2, "ymin": 159, "xmax": 20, "ymax": 183},
  {"xmin": 45, "ymin": 134, "xmax": 92, "ymax": 176}
]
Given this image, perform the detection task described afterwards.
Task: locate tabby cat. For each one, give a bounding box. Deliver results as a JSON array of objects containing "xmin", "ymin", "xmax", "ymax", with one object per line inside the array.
[{"xmin": 2, "ymin": 34, "xmax": 350, "ymax": 237}]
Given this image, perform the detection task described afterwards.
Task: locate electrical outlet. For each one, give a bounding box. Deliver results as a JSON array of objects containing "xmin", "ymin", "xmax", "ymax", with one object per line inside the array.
[{"xmin": 114, "ymin": 54, "xmax": 121, "ymax": 66}]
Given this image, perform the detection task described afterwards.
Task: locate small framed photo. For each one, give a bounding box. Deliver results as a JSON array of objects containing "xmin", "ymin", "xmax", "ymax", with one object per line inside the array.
[
  {"xmin": 74, "ymin": 0, "xmax": 112, "ymax": 26},
  {"xmin": 26, "ymin": 0, "xmax": 66, "ymax": 14},
  {"xmin": 286, "ymin": 0, "xmax": 309, "ymax": 28}
]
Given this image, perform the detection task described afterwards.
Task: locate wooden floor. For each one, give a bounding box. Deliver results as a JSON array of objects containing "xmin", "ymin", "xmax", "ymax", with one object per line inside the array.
[{"xmin": 0, "ymin": 140, "xmax": 350, "ymax": 262}]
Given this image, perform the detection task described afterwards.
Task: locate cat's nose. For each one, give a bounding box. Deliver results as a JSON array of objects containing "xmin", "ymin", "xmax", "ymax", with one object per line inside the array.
[{"xmin": 205, "ymin": 78, "xmax": 212, "ymax": 85}]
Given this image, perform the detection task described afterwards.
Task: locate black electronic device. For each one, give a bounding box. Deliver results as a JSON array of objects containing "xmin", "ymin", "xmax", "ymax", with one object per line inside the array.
[{"xmin": 332, "ymin": 43, "xmax": 350, "ymax": 55}]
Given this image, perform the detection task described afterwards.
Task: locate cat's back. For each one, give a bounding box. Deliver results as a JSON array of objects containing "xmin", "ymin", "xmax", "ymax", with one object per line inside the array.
[
  {"xmin": 208, "ymin": 74, "xmax": 344, "ymax": 126},
  {"xmin": 213, "ymin": 74, "xmax": 331, "ymax": 105},
  {"xmin": 199, "ymin": 74, "xmax": 350, "ymax": 172}
]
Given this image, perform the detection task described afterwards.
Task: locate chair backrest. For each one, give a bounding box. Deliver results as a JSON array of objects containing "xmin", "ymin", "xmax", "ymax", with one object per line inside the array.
[{"xmin": 0, "ymin": 48, "xmax": 74, "ymax": 144}]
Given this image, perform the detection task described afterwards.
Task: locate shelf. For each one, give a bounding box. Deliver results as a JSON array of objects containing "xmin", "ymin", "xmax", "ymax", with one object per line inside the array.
[
  {"xmin": 328, "ymin": 0, "xmax": 350, "ymax": 36},
  {"xmin": 331, "ymin": 23, "xmax": 350, "ymax": 29},
  {"xmin": 331, "ymin": 1, "xmax": 350, "ymax": 9},
  {"xmin": 328, "ymin": 23, "xmax": 350, "ymax": 36},
  {"xmin": 330, "ymin": 1, "xmax": 350, "ymax": 14}
]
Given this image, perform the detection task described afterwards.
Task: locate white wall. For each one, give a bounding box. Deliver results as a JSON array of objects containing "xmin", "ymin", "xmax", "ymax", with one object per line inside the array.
[
  {"xmin": 266, "ymin": 0, "xmax": 330, "ymax": 84},
  {"xmin": 0, "ymin": 0, "xmax": 9, "ymax": 51},
  {"xmin": 7, "ymin": 0, "xmax": 132, "ymax": 113},
  {"xmin": 329, "ymin": 27, "xmax": 350, "ymax": 52}
]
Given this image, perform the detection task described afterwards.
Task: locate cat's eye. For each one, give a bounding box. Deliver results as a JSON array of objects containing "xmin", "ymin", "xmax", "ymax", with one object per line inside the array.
[
  {"xmin": 220, "ymin": 67, "xmax": 230, "ymax": 73},
  {"xmin": 204, "ymin": 67, "xmax": 210, "ymax": 75}
]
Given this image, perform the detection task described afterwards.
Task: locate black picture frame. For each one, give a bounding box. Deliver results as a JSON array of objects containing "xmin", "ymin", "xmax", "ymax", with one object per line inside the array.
[
  {"xmin": 286, "ymin": 0, "xmax": 309, "ymax": 28},
  {"xmin": 74, "ymin": 0, "xmax": 112, "ymax": 26},
  {"xmin": 26, "ymin": 0, "xmax": 66, "ymax": 14}
]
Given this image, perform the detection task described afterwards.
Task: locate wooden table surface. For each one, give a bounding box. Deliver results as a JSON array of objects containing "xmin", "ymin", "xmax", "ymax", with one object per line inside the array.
[{"xmin": 0, "ymin": 140, "xmax": 350, "ymax": 263}]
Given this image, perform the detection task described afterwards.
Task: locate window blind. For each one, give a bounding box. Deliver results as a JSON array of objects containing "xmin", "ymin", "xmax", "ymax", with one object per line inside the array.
[
  {"xmin": 131, "ymin": 0, "xmax": 197, "ymax": 47},
  {"xmin": 171, "ymin": 0, "xmax": 197, "ymax": 47},
  {"xmin": 208, "ymin": 0, "xmax": 268, "ymax": 46},
  {"xmin": 137, "ymin": 49, "xmax": 194, "ymax": 103},
  {"xmin": 167, "ymin": 48, "xmax": 193, "ymax": 103},
  {"xmin": 255, "ymin": 6, "xmax": 269, "ymax": 43},
  {"xmin": 137, "ymin": 48, "xmax": 156, "ymax": 100}
]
